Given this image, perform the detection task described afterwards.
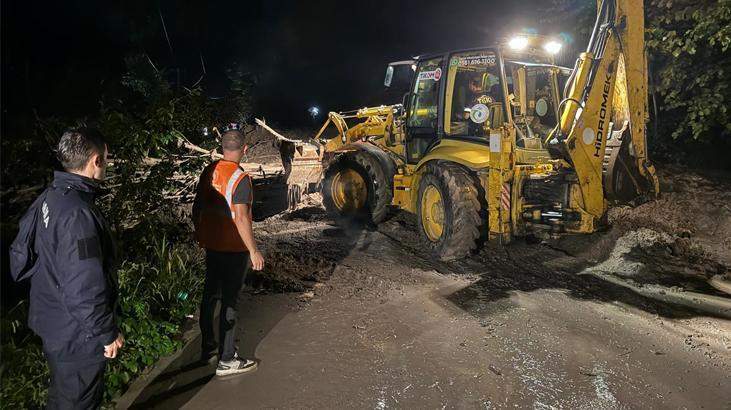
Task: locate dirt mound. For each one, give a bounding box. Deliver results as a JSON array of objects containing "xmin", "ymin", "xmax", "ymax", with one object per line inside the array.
[
  {"xmin": 608, "ymin": 166, "xmax": 731, "ymax": 265},
  {"xmin": 244, "ymin": 126, "xmax": 314, "ymax": 166},
  {"xmin": 585, "ymin": 228, "xmax": 726, "ymax": 293},
  {"xmin": 241, "ymin": 128, "xmax": 282, "ymax": 166},
  {"xmin": 580, "ymin": 166, "xmax": 731, "ymax": 295},
  {"xmin": 247, "ymin": 240, "xmax": 336, "ymax": 292},
  {"xmin": 247, "ymin": 205, "xmax": 350, "ymax": 293}
]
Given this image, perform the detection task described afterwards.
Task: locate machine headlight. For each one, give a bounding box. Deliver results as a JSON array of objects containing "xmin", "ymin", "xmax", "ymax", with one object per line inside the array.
[
  {"xmin": 508, "ymin": 36, "xmax": 529, "ymax": 50},
  {"xmin": 544, "ymin": 40, "xmax": 563, "ymax": 55}
]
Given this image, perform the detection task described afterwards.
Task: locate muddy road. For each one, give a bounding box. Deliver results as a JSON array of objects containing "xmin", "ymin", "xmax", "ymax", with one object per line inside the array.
[{"xmin": 139, "ymin": 173, "xmax": 731, "ymax": 409}]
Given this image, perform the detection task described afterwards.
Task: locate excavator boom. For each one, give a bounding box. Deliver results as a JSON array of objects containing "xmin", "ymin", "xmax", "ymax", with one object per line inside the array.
[{"xmin": 555, "ymin": 0, "xmax": 659, "ymax": 217}]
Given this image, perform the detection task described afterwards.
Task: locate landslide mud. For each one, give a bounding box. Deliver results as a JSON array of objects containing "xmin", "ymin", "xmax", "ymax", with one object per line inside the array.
[
  {"xmin": 247, "ymin": 164, "xmax": 730, "ymax": 316},
  {"xmin": 247, "ymin": 205, "xmax": 344, "ymax": 292},
  {"xmin": 586, "ymin": 167, "xmax": 731, "ymax": 298}
]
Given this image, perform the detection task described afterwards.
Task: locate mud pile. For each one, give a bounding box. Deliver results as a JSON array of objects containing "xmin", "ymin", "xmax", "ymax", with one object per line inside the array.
[
  {"xmin": 581, "ymin": 166, "xmax": 731, "ymax": 295},
  {"xmin": 243, "ymin": 125, "xmax": 313, "ymax": 167},
  {"xmin": 247, "ymin": 204, "xmax": 349, "ymax": 292},
  {"xmin": 584, "ymin": 228, "xmax": 725, "ymax": 292},
  {"xmin": 610, "ymin": 166, "xmax": 731, "ymax": 261}
]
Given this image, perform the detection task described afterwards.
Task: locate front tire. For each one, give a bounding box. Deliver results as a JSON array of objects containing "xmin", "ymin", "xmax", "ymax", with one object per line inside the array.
[
  {"xmin": 417, "ymin": 162, "xmax": 484, "ymax": 261},
  {"xmin": 322, "ymin": 150, "xmax": 393, "ymax": 223}
]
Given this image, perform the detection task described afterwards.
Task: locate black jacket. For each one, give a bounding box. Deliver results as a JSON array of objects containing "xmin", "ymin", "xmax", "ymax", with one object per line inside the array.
[{"xmin": 28, "ymin": 171, "xmax": 118, "ymax": 349}]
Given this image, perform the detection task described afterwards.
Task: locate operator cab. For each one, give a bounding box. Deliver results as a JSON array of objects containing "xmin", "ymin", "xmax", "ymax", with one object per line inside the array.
[{"xmin": 396, "ymin": 44, "xmax": 569, "ymax": 164}]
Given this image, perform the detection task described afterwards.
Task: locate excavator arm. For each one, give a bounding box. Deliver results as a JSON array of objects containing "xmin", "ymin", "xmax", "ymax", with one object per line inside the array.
[{"xmin": 552, "ymin": 0, "xmax": 659, "ymax": 219}]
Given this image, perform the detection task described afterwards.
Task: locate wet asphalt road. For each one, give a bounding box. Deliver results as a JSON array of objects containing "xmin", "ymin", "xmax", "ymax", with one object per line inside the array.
[{"xmin": 144, "ymin": 217, "xmax": 731, "ymax": 409}]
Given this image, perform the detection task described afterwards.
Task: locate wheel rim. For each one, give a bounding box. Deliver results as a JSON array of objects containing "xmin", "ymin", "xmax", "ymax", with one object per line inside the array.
[
  {"xmin": 421, "ymin": 184, "xmax": 445, "ymax": 242},
  {"xmin": 331, "ymin": 168, "xmax": 367, "ymax": 212}
]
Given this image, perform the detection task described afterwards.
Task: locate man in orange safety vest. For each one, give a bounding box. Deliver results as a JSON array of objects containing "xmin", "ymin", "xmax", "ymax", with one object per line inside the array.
[{"xmin": 192, "ymin": 126, "xmax": 265, "ymax": 376}]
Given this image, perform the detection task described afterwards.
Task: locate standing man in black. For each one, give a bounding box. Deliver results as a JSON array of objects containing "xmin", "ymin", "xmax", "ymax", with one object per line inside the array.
[{"xmin": 12, "ymin": 128, "xmax": 123, "ymax": 409}]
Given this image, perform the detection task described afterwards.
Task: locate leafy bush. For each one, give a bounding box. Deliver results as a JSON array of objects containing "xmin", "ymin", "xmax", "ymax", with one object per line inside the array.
[
  {"xmin": 104, "ymin": 235, "xmax": 204, "ymax": 400},
  {"xmin": 646, "ymin": 0, "xmax": 731, "ymax": 142},
  {"xmin": 0, "ymin": 301, "xmax": 49, "ymax": 409}
]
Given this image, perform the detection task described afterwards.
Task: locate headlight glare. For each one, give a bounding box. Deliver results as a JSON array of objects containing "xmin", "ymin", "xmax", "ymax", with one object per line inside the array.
[
  {"xmin": 544, "ymin": 41, "xmax": 562, "ymax": 54},
  {"xmin": 508, "ymin": 37, "xmax": 529, "ymax": 50}
]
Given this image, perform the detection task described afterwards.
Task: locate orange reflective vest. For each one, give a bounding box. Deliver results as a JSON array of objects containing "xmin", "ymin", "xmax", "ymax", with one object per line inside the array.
[{"xmin": 194, "ymin": 160, "xmax": 252, "ymax": 252}]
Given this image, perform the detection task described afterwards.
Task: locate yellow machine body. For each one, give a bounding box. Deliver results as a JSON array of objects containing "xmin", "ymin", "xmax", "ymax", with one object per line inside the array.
[{"xmin": 314, "ymin": 0, "xmax": 658, "ymax": 250}]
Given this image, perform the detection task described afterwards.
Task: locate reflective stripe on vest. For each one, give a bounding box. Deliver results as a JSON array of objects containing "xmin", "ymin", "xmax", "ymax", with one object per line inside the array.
[
  {"xmin": 225, "ymin": 168, "xmax": 245, "ymax": 217},
  {"xmin": 195, "ymin": 160, "xmax": 251, "ymax": 252}
]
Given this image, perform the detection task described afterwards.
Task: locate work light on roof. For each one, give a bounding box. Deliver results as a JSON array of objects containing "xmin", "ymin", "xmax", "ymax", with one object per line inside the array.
[
  {"xmin": 508, "ymin": 36, "xmax": 529, "ymax": 50},
  {"xmin": 544, "ymin": 40, "xmax": 563, "ymax": 55}
]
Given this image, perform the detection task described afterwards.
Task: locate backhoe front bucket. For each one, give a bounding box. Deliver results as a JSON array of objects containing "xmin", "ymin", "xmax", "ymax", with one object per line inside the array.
[{"xmin": 283, "ymin": 142, "xmax": 322, "ymax": 207}]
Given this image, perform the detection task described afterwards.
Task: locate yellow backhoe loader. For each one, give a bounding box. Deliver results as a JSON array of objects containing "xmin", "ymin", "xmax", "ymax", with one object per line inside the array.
[{"xmin": 313, "ymin": 0, "xmax": 659, "ymax": 260}]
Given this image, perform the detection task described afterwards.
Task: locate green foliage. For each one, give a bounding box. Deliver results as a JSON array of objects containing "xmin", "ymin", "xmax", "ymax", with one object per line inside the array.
[
  {"xmin": 646, "ymin": 0, "xmax": 731, "ymax": 142},
  {"xmin": 104, "ymin": 236, "xmax": 204, "ymax": 400},
  {"xmin": 118, "ymin": 235, "xmax": 205, "ymax": 321},
  {"xmin": 0, "ymin": 301, "xmax": 49, "ymax": 409},
  {"xmin": 121, "ymin": 54, "xmax": 170, "ymax": 100},
  {"xmin": 541, "ymin": 0, "xmax": 731, "ymax": 167},
  {"xmin": 97, "ymin": 52, "xmax": 255, "ymax": 231}
]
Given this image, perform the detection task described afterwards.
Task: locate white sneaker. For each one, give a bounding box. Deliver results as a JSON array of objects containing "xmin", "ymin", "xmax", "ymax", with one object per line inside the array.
[{"xmin": 216, "ymin": 353, "xmax": 258, "ymax": 376}]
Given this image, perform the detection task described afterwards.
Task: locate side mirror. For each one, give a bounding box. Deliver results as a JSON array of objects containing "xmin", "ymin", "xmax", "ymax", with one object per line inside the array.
[{"xmin": 384, "ymin": 66, "xmax": 394, "ymax": 87}]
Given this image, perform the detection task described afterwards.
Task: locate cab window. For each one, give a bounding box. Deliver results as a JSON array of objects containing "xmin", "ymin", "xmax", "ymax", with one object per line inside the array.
[
  {"xmin": 407, "ymin": 58, "xmax": 443, "ymax": 129},
  {"xmin": 505, "ymin": 62, "xmax": 560, "ymax": 147},
  {"xmin": 444, "ymin": 51, "xmax": 505, "ymax": 138}
]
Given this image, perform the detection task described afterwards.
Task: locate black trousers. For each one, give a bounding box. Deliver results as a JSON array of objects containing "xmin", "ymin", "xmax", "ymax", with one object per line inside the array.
[
  {"xmin": 43, "ymin": 337, "xmax": 107, "ymax": 410},
  {"xmin": 199, "ymin": 250, "xmax": 250, "ymax": 362}
]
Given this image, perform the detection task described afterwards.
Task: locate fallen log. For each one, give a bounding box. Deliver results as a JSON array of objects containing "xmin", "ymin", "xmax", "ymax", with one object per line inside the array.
[{"xmin": 254, "ymin": 118, "xmax": 302, "ymax": 144}]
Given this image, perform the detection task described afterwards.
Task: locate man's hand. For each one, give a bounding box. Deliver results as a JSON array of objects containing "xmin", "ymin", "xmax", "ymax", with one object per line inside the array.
[
  {"xmin": 104, "ymin": 333, "xmax": 124, "ymax": 359},
  {"xmin": 233, "ymin": 202, "xmax": 263, "ymax": 270},
  {"xmin": 250, "ymin": 250, "xmax": 264, "ymax": 271}
]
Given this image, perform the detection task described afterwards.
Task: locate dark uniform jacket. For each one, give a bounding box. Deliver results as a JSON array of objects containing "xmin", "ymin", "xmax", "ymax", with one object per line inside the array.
[{"xmin": 28, "ymin": 171, "xmax": 118, "ymax": 352}]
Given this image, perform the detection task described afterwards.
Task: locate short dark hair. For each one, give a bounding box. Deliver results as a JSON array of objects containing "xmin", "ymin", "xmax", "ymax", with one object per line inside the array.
[
  {"xmin": 57, "ymin": 128, "xmax": 107, "ymax": 171},
  {"xmin": 221, "ymin": 130, "xmax": 245, "ymax": 151}
]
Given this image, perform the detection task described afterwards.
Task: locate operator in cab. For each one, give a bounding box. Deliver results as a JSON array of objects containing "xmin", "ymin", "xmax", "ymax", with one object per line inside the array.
[{"xmin": 453, "ymin": 72, "xmax": 501, "ymax": 137}]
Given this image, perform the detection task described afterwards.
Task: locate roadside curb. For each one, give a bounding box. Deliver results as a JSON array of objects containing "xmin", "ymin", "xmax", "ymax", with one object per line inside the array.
[{"xmin": 114, "ymin": 317, "xmax": 203, "ymax": 409}]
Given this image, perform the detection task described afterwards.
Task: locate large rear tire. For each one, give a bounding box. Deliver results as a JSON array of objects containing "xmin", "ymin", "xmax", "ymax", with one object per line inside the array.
[
  {"xmin": 417, "ymin": 162, "xmax": 484, "ymax": 261},
  {"xmin": 322, "ymin": 150, "xmax": 393, "ymax": 223}
]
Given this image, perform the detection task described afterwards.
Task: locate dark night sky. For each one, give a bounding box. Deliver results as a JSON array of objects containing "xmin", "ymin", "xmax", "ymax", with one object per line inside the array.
[{"xmin": 2, "ymin": 0, "xmax": 565, "ymax": 130}]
